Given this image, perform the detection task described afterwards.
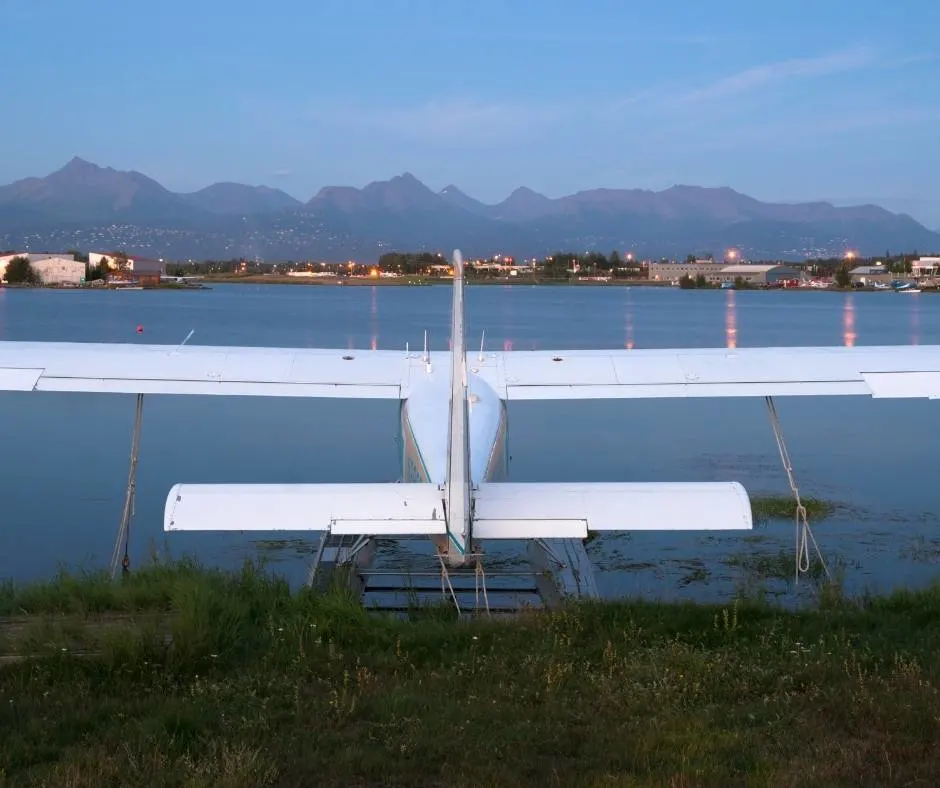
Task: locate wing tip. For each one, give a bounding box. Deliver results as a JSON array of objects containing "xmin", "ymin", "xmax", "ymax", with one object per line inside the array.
[{"xmin": 163, "ymin": 483, "xmax": 184, "ymax": 531}]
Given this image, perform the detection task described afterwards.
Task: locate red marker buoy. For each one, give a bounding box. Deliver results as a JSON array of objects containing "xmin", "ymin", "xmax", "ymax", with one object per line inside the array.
[{"xmin": 136, "ymin": 325, "xmax": 143, "ymax": 334}]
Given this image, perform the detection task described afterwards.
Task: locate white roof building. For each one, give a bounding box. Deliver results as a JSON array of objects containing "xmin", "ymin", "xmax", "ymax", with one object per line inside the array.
[
  {"xmin": 719, "ymin": 264, "xmax": 801, "ymax": 282},
  {"xmin": 848, "ymin": 265, "xmax": 887, "ymax": 276}
]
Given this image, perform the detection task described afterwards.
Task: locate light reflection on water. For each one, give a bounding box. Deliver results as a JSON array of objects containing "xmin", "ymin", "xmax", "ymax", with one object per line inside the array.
[
  {"xmin": 725, "ymin": 289, "xmax": 736, "ymax": 349},
  {"xmin": 0, "ymin": 283, "xmax": 938, "ymax": 605},
  {"xmin": 843, "ymin": 294, "xmax": 856, "ymax": 347}
]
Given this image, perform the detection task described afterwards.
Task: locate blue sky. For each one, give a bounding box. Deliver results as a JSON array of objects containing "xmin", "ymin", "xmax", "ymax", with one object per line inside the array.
[{"xmin": 3, "ymin": 0, "xmax": 939, "ymax": 225}]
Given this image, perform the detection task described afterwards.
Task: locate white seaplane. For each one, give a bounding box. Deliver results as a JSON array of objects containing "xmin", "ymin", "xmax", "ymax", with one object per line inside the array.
[{"xmin": 2, "ymin": 250, "xmax": 939, "ymax": 605}]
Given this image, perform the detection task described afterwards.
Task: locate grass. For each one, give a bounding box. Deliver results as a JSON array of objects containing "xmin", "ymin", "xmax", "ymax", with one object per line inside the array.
[
  {"xmin": 723, "ymin": 548, "xmax": 835, "ymax": 582},
  {"xmin": 750, "ymin": 494, "xmax": 837, "ymax": 524},
  {"xmin": 1, "ymin": 559, "xmax": 940, "ymax": 786}
]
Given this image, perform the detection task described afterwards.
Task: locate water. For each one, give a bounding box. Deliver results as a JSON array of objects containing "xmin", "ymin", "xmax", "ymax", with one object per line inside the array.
[{"xmin": 1, "ymin": 283, "xmax": 938, "ymax": 603}]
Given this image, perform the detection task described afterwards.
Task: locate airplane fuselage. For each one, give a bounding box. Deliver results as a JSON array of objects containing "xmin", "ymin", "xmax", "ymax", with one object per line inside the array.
[{"xmin": 400, "ymin": 365, "xmax": 508, "ymax": 561}]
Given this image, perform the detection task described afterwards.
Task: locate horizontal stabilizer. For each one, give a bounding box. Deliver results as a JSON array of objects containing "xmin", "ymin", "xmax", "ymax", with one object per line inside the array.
[
  {"xmin": 472, "ymin": 481, "xmax": 752, "ymax": 539},
  {"xmin": 164, "ymin": 482, "xmax": 446, "ymax": 535}
]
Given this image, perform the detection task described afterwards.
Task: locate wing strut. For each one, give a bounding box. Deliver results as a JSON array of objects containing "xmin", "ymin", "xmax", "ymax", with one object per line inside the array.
[{"xmin": 764, "ymin": 396, "xmax": 830, "ymax": 584}]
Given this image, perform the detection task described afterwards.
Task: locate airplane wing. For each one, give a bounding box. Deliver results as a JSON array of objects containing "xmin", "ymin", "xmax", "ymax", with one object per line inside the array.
[
  {"xmin": 0, "ymin": 341, "xmax": 435, "ymax": 399},
  {"xmin": 475, "ymin": 345, "xmax": 940, "ymax": 400},
  {"xmin": 6, "ymin": 341, "xmax": 939, "ymax": 401}
]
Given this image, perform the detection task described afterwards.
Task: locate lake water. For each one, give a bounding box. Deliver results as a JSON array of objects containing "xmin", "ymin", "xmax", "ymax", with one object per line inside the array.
[{"xmin": 1, "ymin": 283, "xmax": 938, "ymax": 604}]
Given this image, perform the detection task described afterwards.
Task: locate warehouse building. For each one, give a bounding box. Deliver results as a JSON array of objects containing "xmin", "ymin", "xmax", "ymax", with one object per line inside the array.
[
  {"xmin": 0, "ymin": 252, "xmax": 68, "ymax": 280},
  {"xmin": 648, "ymin": 261, "xmax": 728, "ymax": 283},
  {"xmin": 31, "ymin": 257, "xmax": 86, "ymax": 286},
  {"xmin": 719, "ymin": 265, "xmax": 801, "ymax": 285},
  {"xmin": 847, "ymin": 265, "xmax": 891, "ymax": 285}
]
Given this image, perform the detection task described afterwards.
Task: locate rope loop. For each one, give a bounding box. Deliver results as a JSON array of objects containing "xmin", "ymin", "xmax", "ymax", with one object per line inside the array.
[{"xmin": 764, "ymin": 397, "xmax": 831, "ymax": 585}]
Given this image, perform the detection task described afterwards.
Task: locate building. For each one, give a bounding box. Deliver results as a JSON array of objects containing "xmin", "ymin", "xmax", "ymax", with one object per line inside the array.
[
  {"xmin": 31, "ymin": 257, "xmax": 86, "ymax": 286},
  {"xmin": 848, "ymin": 265, "xmax": 890, "ymax": 285},
  {"xmin": 719, "ymin": 265, "xmax": 801, "ymax": 285},
  {"xmin": 648, "ymin": 261, "xmax": 728, "ymax": 283},
  {"xmin": 0, "ymin": 252, "xmax": 70, "ymax": 280},
  {"xmin": 912, "ymin": 257, "xmax": 940, "ymax": 278},
  {"xmin": 131, "ymin": 258, "xmax": 166, "ymax": 287},
  {"xmin": 106, "ymin": 257, "xmax": 165, "ymax": 286},
  {"xmin": 287, "ymin": 270, "xmax": 337, "ymax": 278}
]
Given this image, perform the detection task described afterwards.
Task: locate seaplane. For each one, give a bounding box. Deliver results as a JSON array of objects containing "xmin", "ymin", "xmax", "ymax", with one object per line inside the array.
[{"xmin": 3, "ymin": 249, "xmax": 940, "ymax": 608}]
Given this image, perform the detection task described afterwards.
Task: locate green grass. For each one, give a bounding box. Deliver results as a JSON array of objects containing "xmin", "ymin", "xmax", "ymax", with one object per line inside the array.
[
  {"xmin": 723, "ymin": 548, "xmax": 834, "ymax": 582},
  {"xmin": 2, "ymin": 558, "xmax": 940, "ymax": 786},
  {"xmin": 750, "ymin": 494, "xmax": 837, "ymax": 524}
]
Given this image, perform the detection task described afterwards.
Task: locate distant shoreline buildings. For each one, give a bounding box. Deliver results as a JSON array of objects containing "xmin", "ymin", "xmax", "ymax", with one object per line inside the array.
[
  {"xmin": 2, "ymin": 247, "xmax": 939, "ymax": 290},
  {"xmin": 0, "ymin": 251, "xmax": 166, "ymax": 286}
]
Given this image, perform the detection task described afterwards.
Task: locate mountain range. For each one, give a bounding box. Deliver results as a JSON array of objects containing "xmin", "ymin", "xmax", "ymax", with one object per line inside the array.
[{"xmin": 0, "ymin": 157, "xmax": 937, "ymax": 262}]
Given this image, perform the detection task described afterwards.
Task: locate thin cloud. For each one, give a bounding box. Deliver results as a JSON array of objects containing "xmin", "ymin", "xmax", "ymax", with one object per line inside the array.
[
  {"xmin": 299, "ymin": 44, "xmax": 927, "ymax": 144},
  {"xmin": 272, "ymin": 169, "xmax": 291, "ymax": 178},
  {"xmin": 667, "ymin": 46, "xmax": 875, "ymax": 106}
]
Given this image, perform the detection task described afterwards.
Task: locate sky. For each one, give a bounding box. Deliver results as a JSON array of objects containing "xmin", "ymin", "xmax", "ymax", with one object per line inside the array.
[{"xmin": 2, "ymin": 0, "xmax": 939, "ymax": 226}]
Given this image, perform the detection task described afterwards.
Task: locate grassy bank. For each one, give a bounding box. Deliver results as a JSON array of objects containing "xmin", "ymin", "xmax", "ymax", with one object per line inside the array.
[{"xmin": 2, "ymin": 560, "xmax": 939, "ymax": 786}]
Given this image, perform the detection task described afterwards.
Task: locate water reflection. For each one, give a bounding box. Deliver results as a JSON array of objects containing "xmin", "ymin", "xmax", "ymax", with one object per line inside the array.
[
  {"xmin": 843, "ymin": 295, "xmax": 856, "ymax": 347},
  {"xmin": 370, "ymin": 285, "xmax": 378, "ymax": 350},
  {"xmin": 724, "ymin": 289, "xmax": 736, "ymax": 349},
  {"xmin": 624, "ymin": 290, "xmax": 634, "ymax": 350},
  {"xmin": 911, "ymin": 295, "xmax": 921, "ymax": 346}
]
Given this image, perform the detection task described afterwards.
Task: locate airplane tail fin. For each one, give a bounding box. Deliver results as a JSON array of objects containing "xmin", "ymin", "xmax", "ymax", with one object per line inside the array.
[{"xmin": 444, "ymin": 249, "xmax": 471, "ymax": 555}]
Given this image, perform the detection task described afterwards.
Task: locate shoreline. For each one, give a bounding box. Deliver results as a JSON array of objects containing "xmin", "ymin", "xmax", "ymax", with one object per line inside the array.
[
  {"xmin": 3, "ymin": 276, "xmax": 931, "ymax": 293},
  {"xmin": 198, "ymin": 275, "xmax": 936, "ymax": 292}
]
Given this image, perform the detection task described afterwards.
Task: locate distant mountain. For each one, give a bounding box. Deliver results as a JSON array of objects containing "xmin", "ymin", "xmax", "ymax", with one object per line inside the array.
[
  {"xmin": 181, "ymin": 182, "xmax": 302, "ymax": 215},
  {"xmin": 493, "ymin": 187, "xmax": 560, "ymax": 221},
  {"xmin": 0, "ymin": 157, "xmax": 198, "ymax": 224},
  {"xmin": 309, "ymin": 173, "xmax": 445, "ymax": 214},
  {"xmin": 438, "ymin": 184, "xmax": 492, "ymax": 216},
  {"xmin": 0, "ymin": 158, "xmax": 938, "ymax": 261}
]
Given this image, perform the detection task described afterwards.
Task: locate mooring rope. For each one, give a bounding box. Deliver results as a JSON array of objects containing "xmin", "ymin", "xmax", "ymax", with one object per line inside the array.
[
  {"xmin": 475, "ymin": 558, "xmax": 491, "ymax": 617},
  {"xmin": 764, "ymin": 396, "xmax": 831, "ymax": 584},
  {"xmin": 110, "ymin": 394, "xmax": 144, "ymax": 579},
  {"xmin": 436, "ymin": 551, "xmax": 462, "ymax": 615}
]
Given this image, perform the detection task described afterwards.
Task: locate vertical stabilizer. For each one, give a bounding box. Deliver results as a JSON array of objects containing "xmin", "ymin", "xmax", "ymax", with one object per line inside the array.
[{"xmin": 444, "ymin": 250, "xmax": 471, "ymax": 558}]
